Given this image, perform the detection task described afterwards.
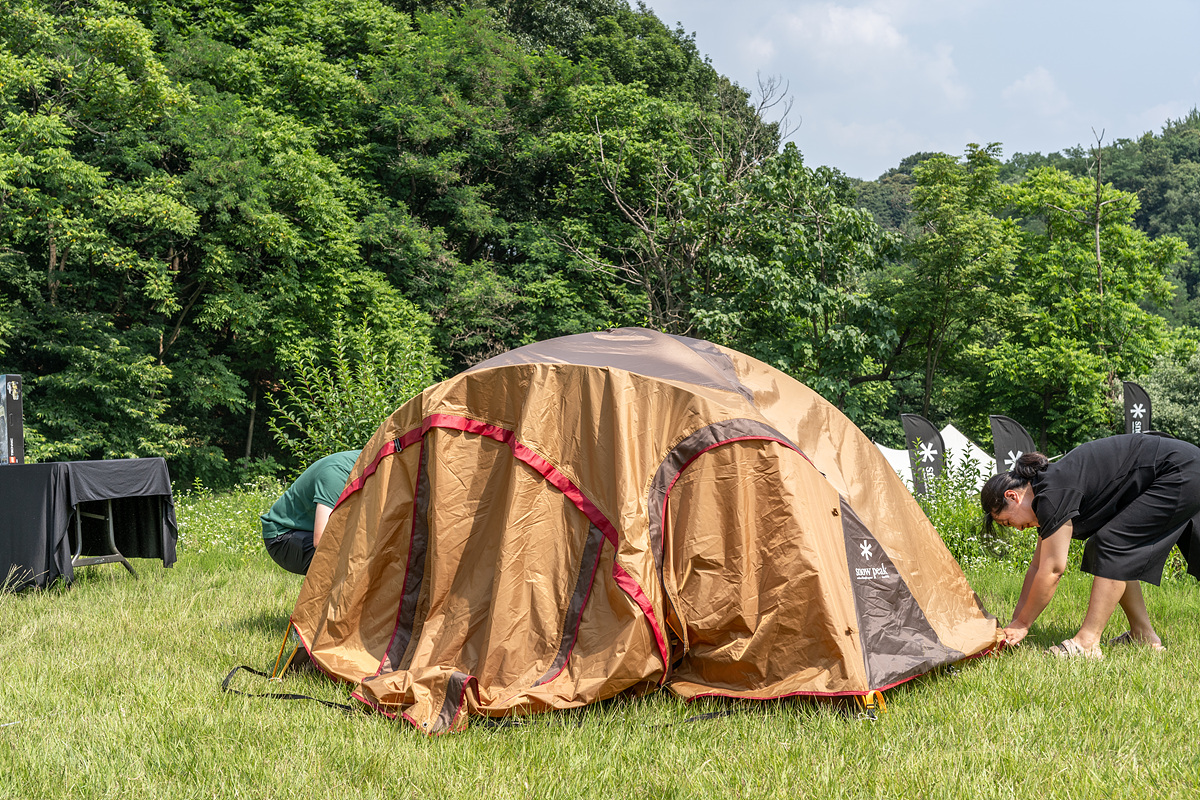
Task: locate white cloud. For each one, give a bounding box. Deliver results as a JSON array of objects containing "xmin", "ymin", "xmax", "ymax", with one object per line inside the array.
[
  {"xmin": 782, "ymin": 4, "xmax": 904, "ymax": 57},
  {"xmin": 871, "ymin": 0, "xmax": 993, "ymax": 25},
  {"xmin": 924, "ymin": 43, "xmax": 967, "ymax": 105},
  {"xmin": 820, "ymin": 5, "xmax": 905, "ymax": 49},
  {"xmin": 778, "ymin": 2, "xmax": 968, "ymax": 107},
  {"xmin": 1002, "ymin": 67, "xmax": 1071, "ymax": 117},
  {"xmin": 737, "ymin": 35, "xmax": 778, "ymax": 66},
  {"xmin": 641, "ymin": 0, "xmax": 1200, "ymax": 178}
]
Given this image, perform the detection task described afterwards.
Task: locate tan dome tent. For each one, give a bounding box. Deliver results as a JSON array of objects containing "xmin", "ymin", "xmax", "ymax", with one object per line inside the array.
[{"xmin": 281, "ymin": 328, "xmax": 1000, "ymax": 733}]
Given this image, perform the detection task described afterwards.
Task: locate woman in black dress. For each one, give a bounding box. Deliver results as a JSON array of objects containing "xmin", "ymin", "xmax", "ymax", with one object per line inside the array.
[{"xmin": 981, "ymin": 434, "xmax": 1200, "ymax": 657}]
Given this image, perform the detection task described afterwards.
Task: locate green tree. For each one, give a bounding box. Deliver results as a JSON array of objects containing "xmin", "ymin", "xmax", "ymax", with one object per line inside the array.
[
  {"xmin": 1, "ymin": 0, "xmax": 889, "ymax": 475},
  {"xmin": 1125, "ymin": 112, "xmax": 1200, "ymax": 324},
  {"xmin": 548, "ymin": 82, "xmax": 703, "ymax": 331},
  {"xmin": 20, "ymin": 313, "xmax": 186, "ymax": 461},
  {"xmin": 987, "ymin": 162, "xmax": 1184, "ymax": 450},
  {"xmin": 691, "ymin": 144, "xmax": 897, "ymax": 418},
  {"xmin": 994, "ymin": 113, "xmax": 1200, "ymax": 326},
  {"xmin": 575, "ymin": 2, "xmax": 720, "ymax": 104},
  {"xmin": 546, "ymin": 76, "xmax": 782, "ymax": 333},
  {"xmin": 853, "ymin": 151, "xmax": 938, "ymax": 232},
  {"xmin": 881, "ymin": 144, "xmax": 1021, "ymax": 418},
  {"xmin": 0, "ymin": 0, "xmax": 198, "ymax": 461},
  {"xmin": 0, "ymin": 0, "xmax": 449, "ymax": 476}
]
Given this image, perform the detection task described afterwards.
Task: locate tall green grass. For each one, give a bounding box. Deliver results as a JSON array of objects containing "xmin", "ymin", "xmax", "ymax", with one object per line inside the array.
[
  {"xmin": 174, "ymin": 477, "xmax": 285, "ymax": 557},
  {"xmin": 3, "ymin": 483, "xmax": 1198, "ymax": 799}
]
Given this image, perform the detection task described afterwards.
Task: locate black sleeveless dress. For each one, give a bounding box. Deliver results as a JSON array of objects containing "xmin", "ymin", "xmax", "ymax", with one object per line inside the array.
[{"xmin": 1031, "ymin": 434, "xmax": 1200, "ymax": 584}]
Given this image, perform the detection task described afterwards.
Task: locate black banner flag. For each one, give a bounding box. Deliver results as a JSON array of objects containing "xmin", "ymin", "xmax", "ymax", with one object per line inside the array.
[
  {"xmin": 1123, "ymin": 381, "xmax": 1152, "ymax": 435},
  {"xmin": 1, "ymin": 374, "xmax": 22, "ymax": 465},
  {"xmin": 900, "ymin": 413, "xmax": 945, "ymax": 494},
  {"xmin": 989, "ymin": 415, "xmax": 1036, "ymax": 475}
]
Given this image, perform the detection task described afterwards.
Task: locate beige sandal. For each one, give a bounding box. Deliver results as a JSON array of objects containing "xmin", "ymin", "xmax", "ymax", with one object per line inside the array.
[
  {"xmin": 1047, "ymin": 638, "xmax": 1104, "ymax": 659},
  {"xmin": 1106, "ymin": 631, "xmax": 1166, "ymax": 653}
]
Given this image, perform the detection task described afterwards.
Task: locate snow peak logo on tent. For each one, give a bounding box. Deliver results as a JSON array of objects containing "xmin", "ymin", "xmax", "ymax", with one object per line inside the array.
[{"xmin": 855, "ymin": 540, "xmax": 889, "ymax": 581}]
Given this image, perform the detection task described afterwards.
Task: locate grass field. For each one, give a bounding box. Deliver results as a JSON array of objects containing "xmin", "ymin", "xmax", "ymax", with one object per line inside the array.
[{"xmin": 3, "ymin": 486, "xmax": 1199, "ymax": 799}]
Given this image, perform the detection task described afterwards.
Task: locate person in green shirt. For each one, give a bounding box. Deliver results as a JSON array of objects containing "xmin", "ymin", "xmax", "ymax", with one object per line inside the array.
[{"xmin": 261, "ymin": 450, "xmax": 361, "ymax": 575}]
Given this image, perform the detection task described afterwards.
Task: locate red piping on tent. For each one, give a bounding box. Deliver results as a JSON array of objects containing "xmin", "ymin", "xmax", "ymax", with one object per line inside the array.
[{"xmin": 332, "ymin": 413, "xmax": 672, "ymax": 676}]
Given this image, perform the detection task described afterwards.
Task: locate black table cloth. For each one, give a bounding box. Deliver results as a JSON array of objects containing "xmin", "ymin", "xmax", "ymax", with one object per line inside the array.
[{"xmin": 0, "ymin": 457, "xmax": 177, "ymax": 591}]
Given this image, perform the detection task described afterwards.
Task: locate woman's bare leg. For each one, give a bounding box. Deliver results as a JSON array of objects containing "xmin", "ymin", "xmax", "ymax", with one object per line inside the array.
[
  {"xmin": 1072, "ymin": 577, "xmax": 1128, "ymax": 650},
  {"xmin": 1116, "ymin": 580, "xmax": 1162, "ymax": 645}
]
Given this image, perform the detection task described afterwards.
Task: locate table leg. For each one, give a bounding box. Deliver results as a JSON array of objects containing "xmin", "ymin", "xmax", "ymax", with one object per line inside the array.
[{"xmin": 71, "ymin": 499, "xmax": 138, "ymax": 578}]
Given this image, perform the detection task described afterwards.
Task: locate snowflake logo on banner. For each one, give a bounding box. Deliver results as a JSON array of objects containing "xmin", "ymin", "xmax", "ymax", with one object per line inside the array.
[
  {"xmin": 1131, "ymin": 403, "xmax": 1146, "ymax": 419},
  {"xmin": 918, "ymin": 442, "xmax": 938, "ymax": 463},
  {"xmin": 1004, "ymin": 450, "xmax": 1023, "ymax": 471},
  {"xmin": 859, "ymin": 541, "xmax": 873, "ymax": 560}
]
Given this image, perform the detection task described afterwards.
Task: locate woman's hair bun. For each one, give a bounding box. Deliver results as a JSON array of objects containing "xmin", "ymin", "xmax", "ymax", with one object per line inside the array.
[{"xmin": 1010, "ymin": 452, "xmax": 1049, "ymax": 480}]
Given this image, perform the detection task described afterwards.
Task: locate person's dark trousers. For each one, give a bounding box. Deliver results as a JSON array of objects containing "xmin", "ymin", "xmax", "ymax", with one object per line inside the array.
[{"xmin": 264, "ymin": 529, "xmax": 315, "ymax": 575}]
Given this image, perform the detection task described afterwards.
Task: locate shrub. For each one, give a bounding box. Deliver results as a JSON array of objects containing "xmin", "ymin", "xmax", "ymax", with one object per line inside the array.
[
  {"xmin": 267, "ymin": 320, "xmax": 439, "ymax": 474},
  {"xmin": 914, "ymin": 452, "xmax": 1035, "ymax": 570},
  {"xmin": 1137, "ymin": 345, "xmax": 1200, "ymax": 445}
]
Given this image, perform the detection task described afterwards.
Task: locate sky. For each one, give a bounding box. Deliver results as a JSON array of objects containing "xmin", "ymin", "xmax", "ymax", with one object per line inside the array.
[{"xmin": 640, "ymin": 0, "xmax": 1200, "ymax": 180}]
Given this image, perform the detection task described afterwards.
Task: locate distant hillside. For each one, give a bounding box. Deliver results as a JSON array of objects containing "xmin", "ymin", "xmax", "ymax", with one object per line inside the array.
[{"xmin": 854, "ymin": 110, "xmax": 1200, "ymax": 324}]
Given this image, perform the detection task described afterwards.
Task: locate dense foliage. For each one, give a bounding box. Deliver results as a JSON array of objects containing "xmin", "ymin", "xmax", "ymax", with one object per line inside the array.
[
  {"xmin": 2, "ymin": 0, "xmax": 1196, "ymax": 482},
  {"xmin": 855, "ymin": 118, "xmax": 1200, "ymax": 451},
  {"xmin": 2, "ymin": 0, "xmax": 766, "ymax": 482}
]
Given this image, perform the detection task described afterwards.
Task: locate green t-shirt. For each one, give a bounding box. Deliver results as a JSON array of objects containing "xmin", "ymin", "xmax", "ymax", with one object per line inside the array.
[{"xmin": 260, "ymin": 450, "xmax": 361, "ymax": 540}]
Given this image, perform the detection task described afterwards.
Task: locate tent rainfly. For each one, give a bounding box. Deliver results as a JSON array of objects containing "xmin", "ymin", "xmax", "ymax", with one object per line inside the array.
[{"xmin": 280, "ymin": 328, "xmax": 1001, "ymax": 733}]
